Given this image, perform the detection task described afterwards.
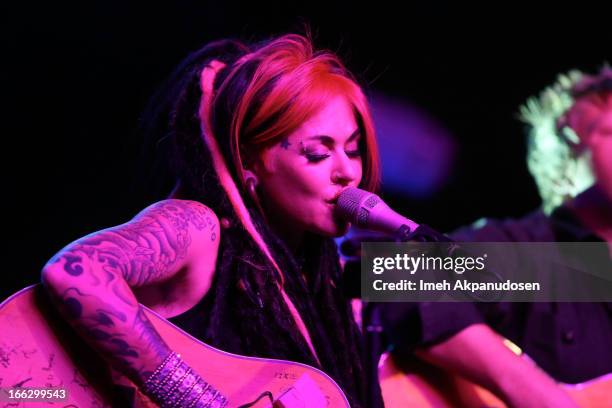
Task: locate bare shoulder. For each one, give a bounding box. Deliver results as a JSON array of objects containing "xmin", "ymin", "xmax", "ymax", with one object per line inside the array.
[
  {"xmin": 47, "ymin": 199, "xmax": 221, "ymax": 289},
  {"xmin": 126, "ymin": 199, "xmax": 221, "ymax": 309},
  {"xmin": 135, "ymin": 199, "xmax": 220, "ymax": 239},
  {"xmin": 125, "ymin": 199, "xmax": 221, "ymax": 282}
]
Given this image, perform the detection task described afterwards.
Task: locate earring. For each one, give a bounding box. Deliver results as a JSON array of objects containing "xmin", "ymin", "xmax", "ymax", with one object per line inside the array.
[
  {"xmin": 246, "ymin": 177, "xmax": 258, "ymax": 199},
  {"xmin": 245, "ymin": 177, "xmax": 266, "ymax": 218}
]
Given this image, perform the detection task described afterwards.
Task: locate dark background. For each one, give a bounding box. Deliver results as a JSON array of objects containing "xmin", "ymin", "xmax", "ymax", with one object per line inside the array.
[{"xmin": 2, "ymin": 1, "xmax": 610, "ymax": 300}]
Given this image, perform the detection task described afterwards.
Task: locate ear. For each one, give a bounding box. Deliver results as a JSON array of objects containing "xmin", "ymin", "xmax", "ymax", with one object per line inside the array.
[
  {"xmin": 243, "ymin": 169, "xmax": 259, "ymax": 185},
  {"xmin": 241, "ymin": 146, "xmax": 269, "ymax": 180}
]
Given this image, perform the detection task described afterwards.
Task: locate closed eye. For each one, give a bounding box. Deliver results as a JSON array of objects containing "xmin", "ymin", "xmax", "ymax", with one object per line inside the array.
[
  {"xmin": 345, "ymin": 150, "xmax": 361, "ymax": 158},
  {"xmin": 305, "ymin": 152, "xmax": 331, "ymax": 162}
]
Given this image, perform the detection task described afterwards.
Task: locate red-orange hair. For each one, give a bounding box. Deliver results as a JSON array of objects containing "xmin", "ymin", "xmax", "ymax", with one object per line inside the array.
[{"xmin": 212, "ymin": 34, "xmax": 380, "ymax": 193}]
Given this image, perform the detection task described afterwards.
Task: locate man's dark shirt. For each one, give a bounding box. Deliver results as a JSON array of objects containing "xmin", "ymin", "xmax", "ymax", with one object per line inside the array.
[{"xmin": 380, "ymin": 205, "xmax": 612, "ymax": 384}]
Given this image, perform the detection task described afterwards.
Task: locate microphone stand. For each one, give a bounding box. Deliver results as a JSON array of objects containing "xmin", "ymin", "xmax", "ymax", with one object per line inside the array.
[
  {"xmin": 362, "ymin": 223, "xmax": 455, "ymax": 407},
  {"xmin": 360, "ymin": 223, "xmax": 425, "ymax": 408},
  {"xmin": 363, "ymin": 300, "xmax": 384, "ymax": 408},
  {"xmin": 347, "ymin": 222, "xmax": 466, "ymax": 407}
]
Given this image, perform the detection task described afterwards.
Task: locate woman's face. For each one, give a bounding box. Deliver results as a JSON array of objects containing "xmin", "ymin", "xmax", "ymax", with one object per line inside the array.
[{"xmin": 252, "ymin": 95, "xmax": 363, "ymax": 240}]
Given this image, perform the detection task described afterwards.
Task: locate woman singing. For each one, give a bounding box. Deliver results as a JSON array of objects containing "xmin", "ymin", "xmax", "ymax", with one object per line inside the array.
[{"xmin": 41, "ymin": 34, "xmax": 381, "ymax": 407}]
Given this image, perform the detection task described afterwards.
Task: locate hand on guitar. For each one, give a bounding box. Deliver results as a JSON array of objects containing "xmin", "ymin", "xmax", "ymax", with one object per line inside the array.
[{"xmin": 417, "ymin": 324, "xmax": 578, "ymax": 408}]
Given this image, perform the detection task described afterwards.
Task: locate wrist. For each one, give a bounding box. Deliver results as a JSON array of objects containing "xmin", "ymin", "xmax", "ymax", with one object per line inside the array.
[{"xmin": 143, "ymin": 352, "xmax": 227, "ymax": 407}]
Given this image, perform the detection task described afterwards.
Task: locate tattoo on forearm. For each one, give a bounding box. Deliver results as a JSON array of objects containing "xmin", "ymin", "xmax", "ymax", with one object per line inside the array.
[
  {"xmin": 45, "ymin": 200, "xmax": 216, "ymax": 380},
  {"xmin": 63, "ymin": 297, "xmax": 83, "ymax": 319},
  {"xmin": 134, "ymin": 307, "xmax": 167, "ymax": 361},
  {"xmin": 96, "ymin": 307, "xmax": 126, "ymax": 324},
  {"xmin": 94, "ymin": 310, "xmax": 115, "ymax": 327},
  {"xmin": 54, "ymin": 286, "xmax": 158, "ymax": 379}
]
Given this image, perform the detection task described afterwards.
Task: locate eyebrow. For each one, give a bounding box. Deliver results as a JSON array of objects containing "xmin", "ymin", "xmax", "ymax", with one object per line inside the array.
[{"xmin": 305, "ymin": 129, "xmax": 361, "ymax": 144}]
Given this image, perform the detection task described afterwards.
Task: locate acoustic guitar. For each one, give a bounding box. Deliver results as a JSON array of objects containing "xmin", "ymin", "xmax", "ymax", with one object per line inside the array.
[
  {"xmin": 378, "ymin": 347, "xmax": 612, "ymax": 407},
  {"xmin": 0, "ymin": 285, "xmax": 350, "ymax": 407}
]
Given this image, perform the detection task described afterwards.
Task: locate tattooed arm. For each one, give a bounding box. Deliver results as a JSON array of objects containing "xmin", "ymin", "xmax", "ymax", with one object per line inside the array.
[{"xmin": 41, "ymin": 199, "xmax": 220, "ymax": 386}]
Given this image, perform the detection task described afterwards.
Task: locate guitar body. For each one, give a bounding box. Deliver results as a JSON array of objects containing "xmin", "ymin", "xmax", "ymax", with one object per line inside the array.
[
  {"xmin": 6, "ymin": 284, "xmax": 608, "ymax": 407},
  {"xmin": 0, "ymin": 285, "xmax": 350, "ymax": 407},
  {"xmin": 379, "ymin": 351, "xmax": 612, "ymax": 408},
  {"xmin": 379, "ymin": 353, "xmax": 502, "ymax": 407}
]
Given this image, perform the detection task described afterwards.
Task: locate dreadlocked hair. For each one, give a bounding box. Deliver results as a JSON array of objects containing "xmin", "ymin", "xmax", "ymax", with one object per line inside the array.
[{"xmin": 141, "ymin": 34, "xmax": 381, "ymax": 408}]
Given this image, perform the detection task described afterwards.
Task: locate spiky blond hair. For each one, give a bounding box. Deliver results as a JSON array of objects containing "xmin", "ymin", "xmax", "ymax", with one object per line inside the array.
[{"xmin": 519, "ymin": 70, "xmax": 594, "ymax": 213}]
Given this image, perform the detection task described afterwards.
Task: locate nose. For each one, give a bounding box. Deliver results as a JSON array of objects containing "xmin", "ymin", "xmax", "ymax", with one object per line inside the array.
[{"xmin": 331, "ymin": 152, "xmax": 359, "ymax": 185}]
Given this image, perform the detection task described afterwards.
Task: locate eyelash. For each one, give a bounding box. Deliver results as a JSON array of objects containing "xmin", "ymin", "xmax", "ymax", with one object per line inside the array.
[{"xmin": 304, "ymin": 150, "xmax": 361, "ymax": 163}]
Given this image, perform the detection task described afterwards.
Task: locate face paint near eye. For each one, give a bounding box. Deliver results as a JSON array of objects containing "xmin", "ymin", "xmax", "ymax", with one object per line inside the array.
[
  {"xmin": 280, "ymin": 138, "xmax": 291, "ymax": 150},
  {"xmin": 251, "ymin": 96, "xmax": 364, "ymax": 249},
  {"xmin": 299, "ymin": 133, "xmax": 362, "ymax": 163}
]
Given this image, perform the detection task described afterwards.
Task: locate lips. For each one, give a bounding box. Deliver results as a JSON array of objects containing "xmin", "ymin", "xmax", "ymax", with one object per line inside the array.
[{"xmin": 327, "ymin": 189, "xmax": 346, "ymax": 204}]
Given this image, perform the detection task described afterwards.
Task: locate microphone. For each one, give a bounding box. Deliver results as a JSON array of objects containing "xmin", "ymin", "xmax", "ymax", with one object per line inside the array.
[
  {"xmin": 336, "ymin": 187, "xmax": 504, "ymax": 301},
  {"xmin": 335, "ymin": 187, "xmax": 419, "ymax": 236}
]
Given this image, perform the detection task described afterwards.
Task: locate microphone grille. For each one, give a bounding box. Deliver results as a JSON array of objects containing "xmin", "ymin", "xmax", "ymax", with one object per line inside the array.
[
  {"xmin": 336, "ymin": 187, "xmax": 381, "ymax": 227},
  {"xmin": 364, "ymin": 194, "xmax": 381, "ymax": 209},
  {"xmin": 336, "ymin": 187, "xmax": 366, "ymax": 218},
  {"xmin": 357, "ymin": 208, "xmax": 369, "ymax": 227}
]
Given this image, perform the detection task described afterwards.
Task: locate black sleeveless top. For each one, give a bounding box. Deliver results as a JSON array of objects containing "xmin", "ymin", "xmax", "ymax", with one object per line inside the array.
[
  {"xmin": 166, "ymin": 235, "xmax": 383, "ymax": 408},
  {"xmin": 168, "ymin": 284, "xmax": 219, "ymax": 344}
]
